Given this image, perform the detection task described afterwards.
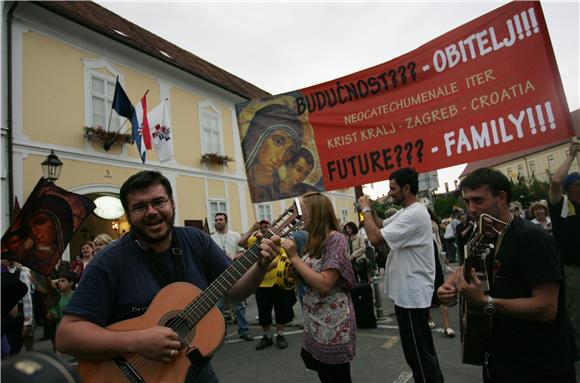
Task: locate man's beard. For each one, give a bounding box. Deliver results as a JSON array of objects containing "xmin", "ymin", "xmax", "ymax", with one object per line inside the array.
[
  {"xmin": 131, "ymin": 211, "xmax": 175, "ymax": 245},
  {"xmin": 391, "ymin": 194, "xmax": 404, "ymax": 205}
]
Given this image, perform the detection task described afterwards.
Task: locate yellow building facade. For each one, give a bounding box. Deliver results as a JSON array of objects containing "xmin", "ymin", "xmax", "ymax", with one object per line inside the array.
[
  {"xmin": 494, "ymin": 142, "xmax": 579, "ymax": 182},
  {"xmin": 2, "ymin": 2, "xmax": 357, "ymax": 258}
]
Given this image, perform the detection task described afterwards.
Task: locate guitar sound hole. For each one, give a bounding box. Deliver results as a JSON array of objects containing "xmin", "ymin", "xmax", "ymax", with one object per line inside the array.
[{"xmin": 161, "ymin": 312, "xmax": 193, "ymax": 344}]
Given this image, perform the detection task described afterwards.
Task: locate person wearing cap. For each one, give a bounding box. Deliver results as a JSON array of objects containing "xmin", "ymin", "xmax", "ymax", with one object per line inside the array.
[
  {"xmin": 238, "ymin": 220, "xmax": 296, "ymax": 351},
  {"xmin": 548, "ymin": 140, "xmax": 580, "ymax": 350}
]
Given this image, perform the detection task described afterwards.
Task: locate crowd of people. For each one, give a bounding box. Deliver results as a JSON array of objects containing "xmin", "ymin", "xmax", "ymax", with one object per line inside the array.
[
  {"xmin": 1, "ymin": 141, "xmax": 578, "ymax": 383},
  {"xmin": 1, "ymin": 232, "xmax": 113, "ymax": 359}
]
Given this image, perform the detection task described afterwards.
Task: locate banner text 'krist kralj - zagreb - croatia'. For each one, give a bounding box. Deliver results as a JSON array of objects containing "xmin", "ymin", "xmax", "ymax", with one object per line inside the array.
[{"xmin": 236, "ymin": 1, "xmax": 574, "ymax": 203}]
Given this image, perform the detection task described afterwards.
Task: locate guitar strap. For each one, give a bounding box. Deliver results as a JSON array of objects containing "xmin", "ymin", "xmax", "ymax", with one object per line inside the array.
[
  {"xmin": 132, "ymin": 230, "xmax": 212, "ymax": 374},
  {"xmin": 490, "ymin": 214, "xmax": 514, "ymax": 289},
  {"xmin": 133, "ymin": 230, "xmax": 186, "ymax": 288}
]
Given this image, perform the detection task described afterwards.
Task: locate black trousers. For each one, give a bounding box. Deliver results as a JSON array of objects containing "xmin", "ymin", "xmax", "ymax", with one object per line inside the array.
[
  {"xmin": 444, "ymin": 238, "xmax": 456, "ymax": 262},
  {"xmin": 483, "ymin": 352, "xmax": 577, "ymax": 383},
  {"xmin": 395, "ymin": 305, "xmax": 444, "ymax": 383},
  {"xmin": 301, "ymin": 348, "xmax": 352, "ymax": 383}
]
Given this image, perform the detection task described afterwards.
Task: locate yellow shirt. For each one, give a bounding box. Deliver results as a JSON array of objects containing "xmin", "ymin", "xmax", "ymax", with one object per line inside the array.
[{"xmin": 248, "ymin": 235, "xmax": 285, "ymax": 288}]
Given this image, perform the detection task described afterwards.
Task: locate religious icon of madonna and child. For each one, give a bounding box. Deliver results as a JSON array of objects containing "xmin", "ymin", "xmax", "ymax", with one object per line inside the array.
[{"xmin": 237, "ymin": 95, "xmax": 325, "ymax": 203}]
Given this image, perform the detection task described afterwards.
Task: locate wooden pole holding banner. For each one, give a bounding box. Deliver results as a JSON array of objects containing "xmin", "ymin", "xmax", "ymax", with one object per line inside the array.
[
  {"xmin": 574, "ymin": 137, "xmax": 580, "ymax": 169},
  {"xmin": 354, "ymin": 185, "xmax": 364, "ymax": 199},
  {"xmin": 355, "ymin": 185, "xmax": 364, "ymax": 225}
]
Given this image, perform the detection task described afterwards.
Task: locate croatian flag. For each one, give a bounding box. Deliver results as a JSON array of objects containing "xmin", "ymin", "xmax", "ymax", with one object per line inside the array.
[
  {"xmin": 131, "ymin": 92, "xmax": 151, "ymax": 163},
  {"xmin": 148, "ymin": 98, "xmax": 175, "ymax": 163}
]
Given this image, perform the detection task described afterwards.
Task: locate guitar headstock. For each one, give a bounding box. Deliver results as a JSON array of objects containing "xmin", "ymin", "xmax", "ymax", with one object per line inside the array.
[
  {"xmin": 269, "ymin": 198, "xmax": 303, "ymax": 238},
  {"xmin": 464, "ymin": 213, "xmax": 511, "ymax": 289},
  {"xmin": 476, "ymin": 213, "xmax": 511, "ymax": 238}
]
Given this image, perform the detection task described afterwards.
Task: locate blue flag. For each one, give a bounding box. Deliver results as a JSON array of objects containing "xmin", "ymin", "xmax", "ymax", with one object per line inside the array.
[{"xmin": 112, "ymin": 77, "xmax": 134, "ymax": 120}]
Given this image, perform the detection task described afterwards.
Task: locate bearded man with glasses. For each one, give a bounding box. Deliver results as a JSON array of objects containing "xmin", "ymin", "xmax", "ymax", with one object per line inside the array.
[{"xmin": 56, "ymin": 170, "xmax": 280, "ymax": 383}]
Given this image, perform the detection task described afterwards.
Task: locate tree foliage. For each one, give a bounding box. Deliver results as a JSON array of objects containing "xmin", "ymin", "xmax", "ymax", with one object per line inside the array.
[
  {"xmin": 433, "ymin": 192, "xmax": 464, "ymax": 219},
  {"xmin": 430, "ymin": 175, "xmax": 550, "ymax": 220},
  {"xmin": 509, "ymin": 175, "xmax": 550, "ymax": 208}
]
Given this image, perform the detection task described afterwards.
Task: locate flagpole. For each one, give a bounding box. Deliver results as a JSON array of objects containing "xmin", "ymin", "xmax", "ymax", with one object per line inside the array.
[
  {"xmin": 106, "ymin": 103, "xmax": 114, "ymax": 133},
  {"xmin": 103, "ymin": 119, "xmax": 129, "ymax": 151},
  {"xmin": 106, "ymin": 76, "xmax": 120, "ymax": 133}
]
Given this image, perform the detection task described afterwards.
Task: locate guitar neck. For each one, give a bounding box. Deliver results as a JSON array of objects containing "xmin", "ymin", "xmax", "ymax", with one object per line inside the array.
[{"xmin": 180, "ymin": 232, "xmax": 272, "ymax": 327}]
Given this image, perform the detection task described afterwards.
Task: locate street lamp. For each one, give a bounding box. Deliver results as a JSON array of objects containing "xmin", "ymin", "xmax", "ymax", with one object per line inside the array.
[{"xmin": 41, "ymin": 150, "xmax": 63, "ymax": 182}]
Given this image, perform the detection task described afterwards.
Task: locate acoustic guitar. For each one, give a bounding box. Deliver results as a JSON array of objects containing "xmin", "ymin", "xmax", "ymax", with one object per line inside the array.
[
  {"xmin": 78, "ymin": 199, "xmax": 302, "ymax": 383},
  {"xmin": 460, "ymin": 213, "xmax": 510, "ymax": 366}
]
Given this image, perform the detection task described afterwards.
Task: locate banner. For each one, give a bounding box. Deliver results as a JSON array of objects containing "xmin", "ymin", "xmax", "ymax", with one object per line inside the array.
[
  {"xmin": 1, "ymin": 179, "xmax": 95, "ymax": 276},
  {"xmin": 236, "ymin": 1, "xmax": 574, "ymax": 203}
]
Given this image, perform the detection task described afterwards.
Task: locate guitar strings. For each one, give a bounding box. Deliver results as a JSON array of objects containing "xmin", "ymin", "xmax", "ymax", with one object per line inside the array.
[
  {"xmin": 177, "ymin": 221, "xmax": 298, "ymax": 326},
  {"xmin": 167, "ymin": 231, "xmax": 274, "ymax": 337},
  {"xmin": 167, "ymin": 218, "xmax": 297, "ymax": 338},
  {"xmin": 117, "ymin": 218, "xmax": 298, "ymax": 375}
]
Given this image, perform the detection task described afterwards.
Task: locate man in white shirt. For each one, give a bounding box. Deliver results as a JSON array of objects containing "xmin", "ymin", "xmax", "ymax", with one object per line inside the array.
[
  {"xmin": 359, "ymin": 168, "xmax": 444, "ymax": 383},
  {"xmin": 210, "ymin": 213, "xmax": 252, "ymax": 341}
]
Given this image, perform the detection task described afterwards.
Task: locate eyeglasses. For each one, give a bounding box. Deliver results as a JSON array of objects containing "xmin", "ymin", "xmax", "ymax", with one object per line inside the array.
[{"xmin": 129, "ymin": 197, "xmax": 170, "ymax": 215}]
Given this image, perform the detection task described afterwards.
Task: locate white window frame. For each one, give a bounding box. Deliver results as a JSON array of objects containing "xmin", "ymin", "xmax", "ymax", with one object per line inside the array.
[
  {"xmin": 256, "ymin": 204, "xmax": 272, "ymax": 223},
  {"xmin": 83, "ymin": 59, "xmax": 124, "ymax": 131},
  {"xmin": 507, "ymin": 167, "xmax": 514, "ymax": 180},
  {"xmin": 198, "ymin": 100, "xmax": 223, "ymax": 155},
  {"xmin": 547, "ymin": 154, "xmax": 556, "ymax": 169},
  {"xmin": 529, "ymin": 160, "xmax": 536, "ymax": 175},
  {"xmin": 341, "ymin": 208, "xmax": 349, "ymax": 225},
  {"xmin": 208, "ymin": 199, "xmax": 228, "ymax": 228},
  {"xmin": 517, "ymin": 164, "xmax": 524, "ymax": 177}
]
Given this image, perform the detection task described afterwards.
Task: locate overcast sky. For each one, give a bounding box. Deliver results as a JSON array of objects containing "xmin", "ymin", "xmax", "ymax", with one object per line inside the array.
[{"xmin": 97, "ymin": 1, "xmax": 579, "ymax": 197}]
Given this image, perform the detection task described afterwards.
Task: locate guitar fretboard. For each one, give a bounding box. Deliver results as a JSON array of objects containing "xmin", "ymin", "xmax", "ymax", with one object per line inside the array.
[{"xmin": 178, "ymin": 231, "xmax": 273, "ymax": 328}]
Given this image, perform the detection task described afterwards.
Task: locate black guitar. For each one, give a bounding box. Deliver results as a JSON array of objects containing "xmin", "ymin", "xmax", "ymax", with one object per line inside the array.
[{"xmin": 460, "ymin": 213, "xmax": 510, "ymax": 366}]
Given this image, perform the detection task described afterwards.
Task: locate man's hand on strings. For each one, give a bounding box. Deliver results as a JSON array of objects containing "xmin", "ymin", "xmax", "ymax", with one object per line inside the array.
[{"xmin": 457, "ymin": 266, "xmax": 487, "ymax": 307}]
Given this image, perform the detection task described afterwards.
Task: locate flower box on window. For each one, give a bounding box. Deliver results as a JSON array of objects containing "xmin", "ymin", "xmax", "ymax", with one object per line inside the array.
[
  {"xmin": 200, "ymin": 153, "xmax": 234, "ymax": 166},
  {"xmin": 83, "ymin": 126, "xmax": 133, "ymax": 146}
]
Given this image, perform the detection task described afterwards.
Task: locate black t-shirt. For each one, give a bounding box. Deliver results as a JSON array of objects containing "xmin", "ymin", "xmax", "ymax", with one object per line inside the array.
[
  {"xmin": 488, "ymin": 217, "xmax": 577, "ymax": 373},
  {"xmin": 549, "ymin": 197, "xmax": 580, "ymax": 267}
]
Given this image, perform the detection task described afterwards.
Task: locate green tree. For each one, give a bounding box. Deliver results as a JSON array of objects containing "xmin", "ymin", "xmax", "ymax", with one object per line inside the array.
[
  {"xmin": 371, "ymin": 199, "xmax": 401, "ymax": 219},
  {"xmin": 510, "ymin": 175, "xmax": 550, "ymax": 209},
  {"xmin": 433, "ymin": 192, "xmax": 464, "ymax": 219}
]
